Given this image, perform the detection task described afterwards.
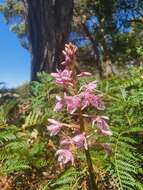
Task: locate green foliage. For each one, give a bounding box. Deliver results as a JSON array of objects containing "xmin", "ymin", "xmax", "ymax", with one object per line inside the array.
[
  {"xmin": 15, "ymin": 82, "xmax": 30, "ymax": 99},
  {"xmin": 112, "ymin": 23, "xmax": 143, "ymax": 65},
  {"xmin": 109, "ymin": 130, "xmax": 142, "ymax": 190},
  {"xmin": 0, "ymin": 68, "xmax": 143, "ymax": 189},
  {"xmin": 0, "ymin": 100, "xmax": 17, "ymax": 125},
  {"xmin": 23, "ymin": 111, "xmax": 46, "ymax": 129},
  {"xmin": 99, "ymin": 67, "xmax": 143, "ymax": 189},
  {"xmin": 0, "ymin": 121, "xmax": 50, "ymax": 176},
  {"xmin": 100, "ymin": 67, "xmax": 143, "ymax": 131},
  {"xmin": 0, "ymin": 74, "xmax": 55, "ymax": 182},
  {"xmin": 0, "ymin": 125, "xmax": 29, "ymax": 174},
  {"xmin": 78, "ymin": 67, "xmax": 143, "ymax": 189},
  {"xmin": 48, "ymin": 167, "xmax": 86, "ymax": 190},
  {"xmin": 30, "ymin": 72, "xmax": 57, "ymax": 110}
]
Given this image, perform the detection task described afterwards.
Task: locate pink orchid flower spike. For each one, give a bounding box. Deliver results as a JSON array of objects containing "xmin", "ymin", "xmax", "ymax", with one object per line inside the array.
[{"xmin": 61, "ymin": 43, "xmax": 78, "ymax": 66}]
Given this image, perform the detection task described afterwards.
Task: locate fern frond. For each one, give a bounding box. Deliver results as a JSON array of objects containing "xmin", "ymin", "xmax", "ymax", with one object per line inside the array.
[
  {"xmin": 0, "ymin": 100, "xmax": 17, "ymax": 124},
  {"xmin": 23, "ymin": 111, "xmax": 46, "ymax": 129},
  {"xmin": 109, "ymin": 132, "xmax": 142, "ymax": 190},
  {"xmin": 0, "ymin": 130, "xmax": 16, "ymax": 144},
  {"xmin": 48, "ymin": 167, "xmax": 85, "ymax": 190},
  {"xmin": 2, "ymin": 160, "xmax": 30, "ymax": 174}
]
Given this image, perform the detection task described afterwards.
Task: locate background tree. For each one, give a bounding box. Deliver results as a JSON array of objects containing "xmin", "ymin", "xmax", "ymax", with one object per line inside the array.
[
  {"xmin": 72, "ymin": 0, "xmax": 143, "ymax": 77},
  {"xmin": 0, "ymin": 0, "xmax": 28, "ymax": 48},
  {"xmin": 25, "ymin": 0, "xmax": 74, "ymax": 80},
  {"xmin": 1, "ymin": 0, "xmax": 143, "ymax": 79},
  {"xmin": 0, "ymin": 0, "xmax": 74, "ymax": 80}
]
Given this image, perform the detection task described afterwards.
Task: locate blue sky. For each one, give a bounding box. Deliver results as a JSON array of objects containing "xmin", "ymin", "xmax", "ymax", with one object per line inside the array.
[{"xmin": 0, "ymin": 13, "xmax": 30, "ymax": 88}]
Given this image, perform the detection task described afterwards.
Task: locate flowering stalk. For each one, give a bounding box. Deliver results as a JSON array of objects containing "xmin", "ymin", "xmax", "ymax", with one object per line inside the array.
[
  {"xmin": 68, "ymin": 47, "xmax": 97, "ymax": 189},
  {"xmin": 79, "ymin": 110, "xmax": 97, "ymax": 190},
  {"xmin": 47, "ymin": 43, "xmax": 112, "ymax": 190}
]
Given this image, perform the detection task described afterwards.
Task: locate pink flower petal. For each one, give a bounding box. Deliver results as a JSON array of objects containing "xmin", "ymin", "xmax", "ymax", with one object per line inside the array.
[
  {"xmin": 80, "ymin": 91, "xmax": 105, "ymax": 110},
  {"xmin": 51, "ymin": 69, "xmax": 74, "ymax": 87},
  {"xmin": 72, "ymin": 134, "xmax": 88, "ymax": 150},
  {"xmin": 99, "ymin": 129, "xmax": 112, "ymax": 136},
  {"xmin": 92, "ymin": 116, "xmax": 112, "ymax": 136},
  {"xmin": 90, "ymin": 95, "xmax": 105, "ymax": 110},
  {"xmin": 56, "ymin": 149, "xmax": 74, "ymax": 165},
  {"xmin": 64, "ymin": 94, "xmax": 81, "ymax": 114},
  {"xmin": 54, "ymin": 96, "xmax": 65, "ymax": 112},
  {"xmin": 61, "ymin": 43, "xmax": 78, "ymax": 66},
  {"xmin": 82, "ymin": 81, "xmax": 97, "ymax": 92},
  {"xmin": 47, "ymin": 119, "xmax": 62, "ymax": 136},
  {"xmin": 77, "ymin": 72, "xmax": 92, "ymax": 77}
]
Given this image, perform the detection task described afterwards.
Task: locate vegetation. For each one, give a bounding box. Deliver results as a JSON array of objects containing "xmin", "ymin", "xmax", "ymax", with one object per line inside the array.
[{"xmin": 0, "ymin": 65, "xmax": 142, "ymax": 189}]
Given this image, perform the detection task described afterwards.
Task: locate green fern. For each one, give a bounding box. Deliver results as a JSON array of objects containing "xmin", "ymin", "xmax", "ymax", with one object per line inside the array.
[
  {"xmin": 48, "ymin": 167, "xmax": 86, "ymax": 190},
  {"xmin": 23, "ymin": 111, "xmax": 47, "ymax": 129},
  {"xmin": 108, "ymin": 129, "xmax": 143, "ymax": 190},
  {"xmin": 0, "ymin": 100, "xmax": 17, "ymax": 125},
  {"xmin": 2, "ymin": 160, "xmax": 30, "ymax": 174},
  {"xmin": 97, "ymin": 67, "xmax": 143, "ymax": 189}
]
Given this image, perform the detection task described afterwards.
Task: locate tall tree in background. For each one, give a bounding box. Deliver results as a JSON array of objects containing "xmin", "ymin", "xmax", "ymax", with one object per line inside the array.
[
  {"xmin": 73, "ymin": 0, "xmax": 116, "ymax": 77},
  {"xmin": 25, "ymin": 0, "xmax": 74, "ymax": 80},
  {"xmin": 1, "ymin": 0, "xmax": 143, "ymax": 79},
  {"xmin": 73, "ymin": 0, "xmax": 143, "ymax": 77}
]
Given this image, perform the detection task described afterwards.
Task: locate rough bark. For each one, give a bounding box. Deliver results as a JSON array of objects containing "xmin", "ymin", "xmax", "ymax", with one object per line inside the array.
[{"xmin": 26, "ymin": 0, "xmax": 74, "ymax": 80}]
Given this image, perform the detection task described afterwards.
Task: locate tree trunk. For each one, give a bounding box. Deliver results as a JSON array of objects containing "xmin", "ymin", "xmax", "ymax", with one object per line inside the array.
[
  {"xmin": 100, "ymin": 19, "xmax": 114, "ymax": 78},
  {"xmin": 26, "ymin": 0, "xmax": 74, "ymax": 81},
  {"xmin": 82, "ymin": 22, "xmax": 103, "ymax": 78}
]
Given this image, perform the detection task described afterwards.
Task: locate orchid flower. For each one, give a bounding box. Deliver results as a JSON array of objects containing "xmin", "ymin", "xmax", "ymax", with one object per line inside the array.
[
  {"xmin": 47, "ymin": 119, "xmax": 62, "ymax": 136},
  {"xmin": 80, "ymin": 91, "xmax": 105, "ymax": 110},
  {"xmin": 83, "ymin": 81, "xmax": 97, "ymax": 92},
  {"xmin": 54, "ymin": 96, "xmax": 65, "ymax": 112},
  {"xmin": 77, "ymin": 72, "xmax": 92, "ymax": 77},
  {"xmin": 51, "ymin": 69, "xmax": 74, "ymax": 87},
  {"xmin": 64, "ymin": 93, "xmax": 81, "ymax": 114},
  {"xmin": 92, "ymin": 116, "xmax": 112, "ymax": 136},
  {"xmin": 56, "ymin": 149, "xmax": 74, "ymax": 165},
  {"xmin": 72, "ymin": 134, "xmax": 88, "ymax": 150},
  {"xmin": 61, "ymin": 43, "xmax": 78, "ymax": 66},
  {"xmin": 49, "ymin": 43, "xmax": 112, "ymax": 176}
]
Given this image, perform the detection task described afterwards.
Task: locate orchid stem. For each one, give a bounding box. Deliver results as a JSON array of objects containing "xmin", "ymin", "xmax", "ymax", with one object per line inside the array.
[
  {"xmin": 72, "ymin": 60, "xmax": 98, "ymax": 190},
  {"xmin": 79, "ymin": 111, "xmax": 98, "ymax": 190}
]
